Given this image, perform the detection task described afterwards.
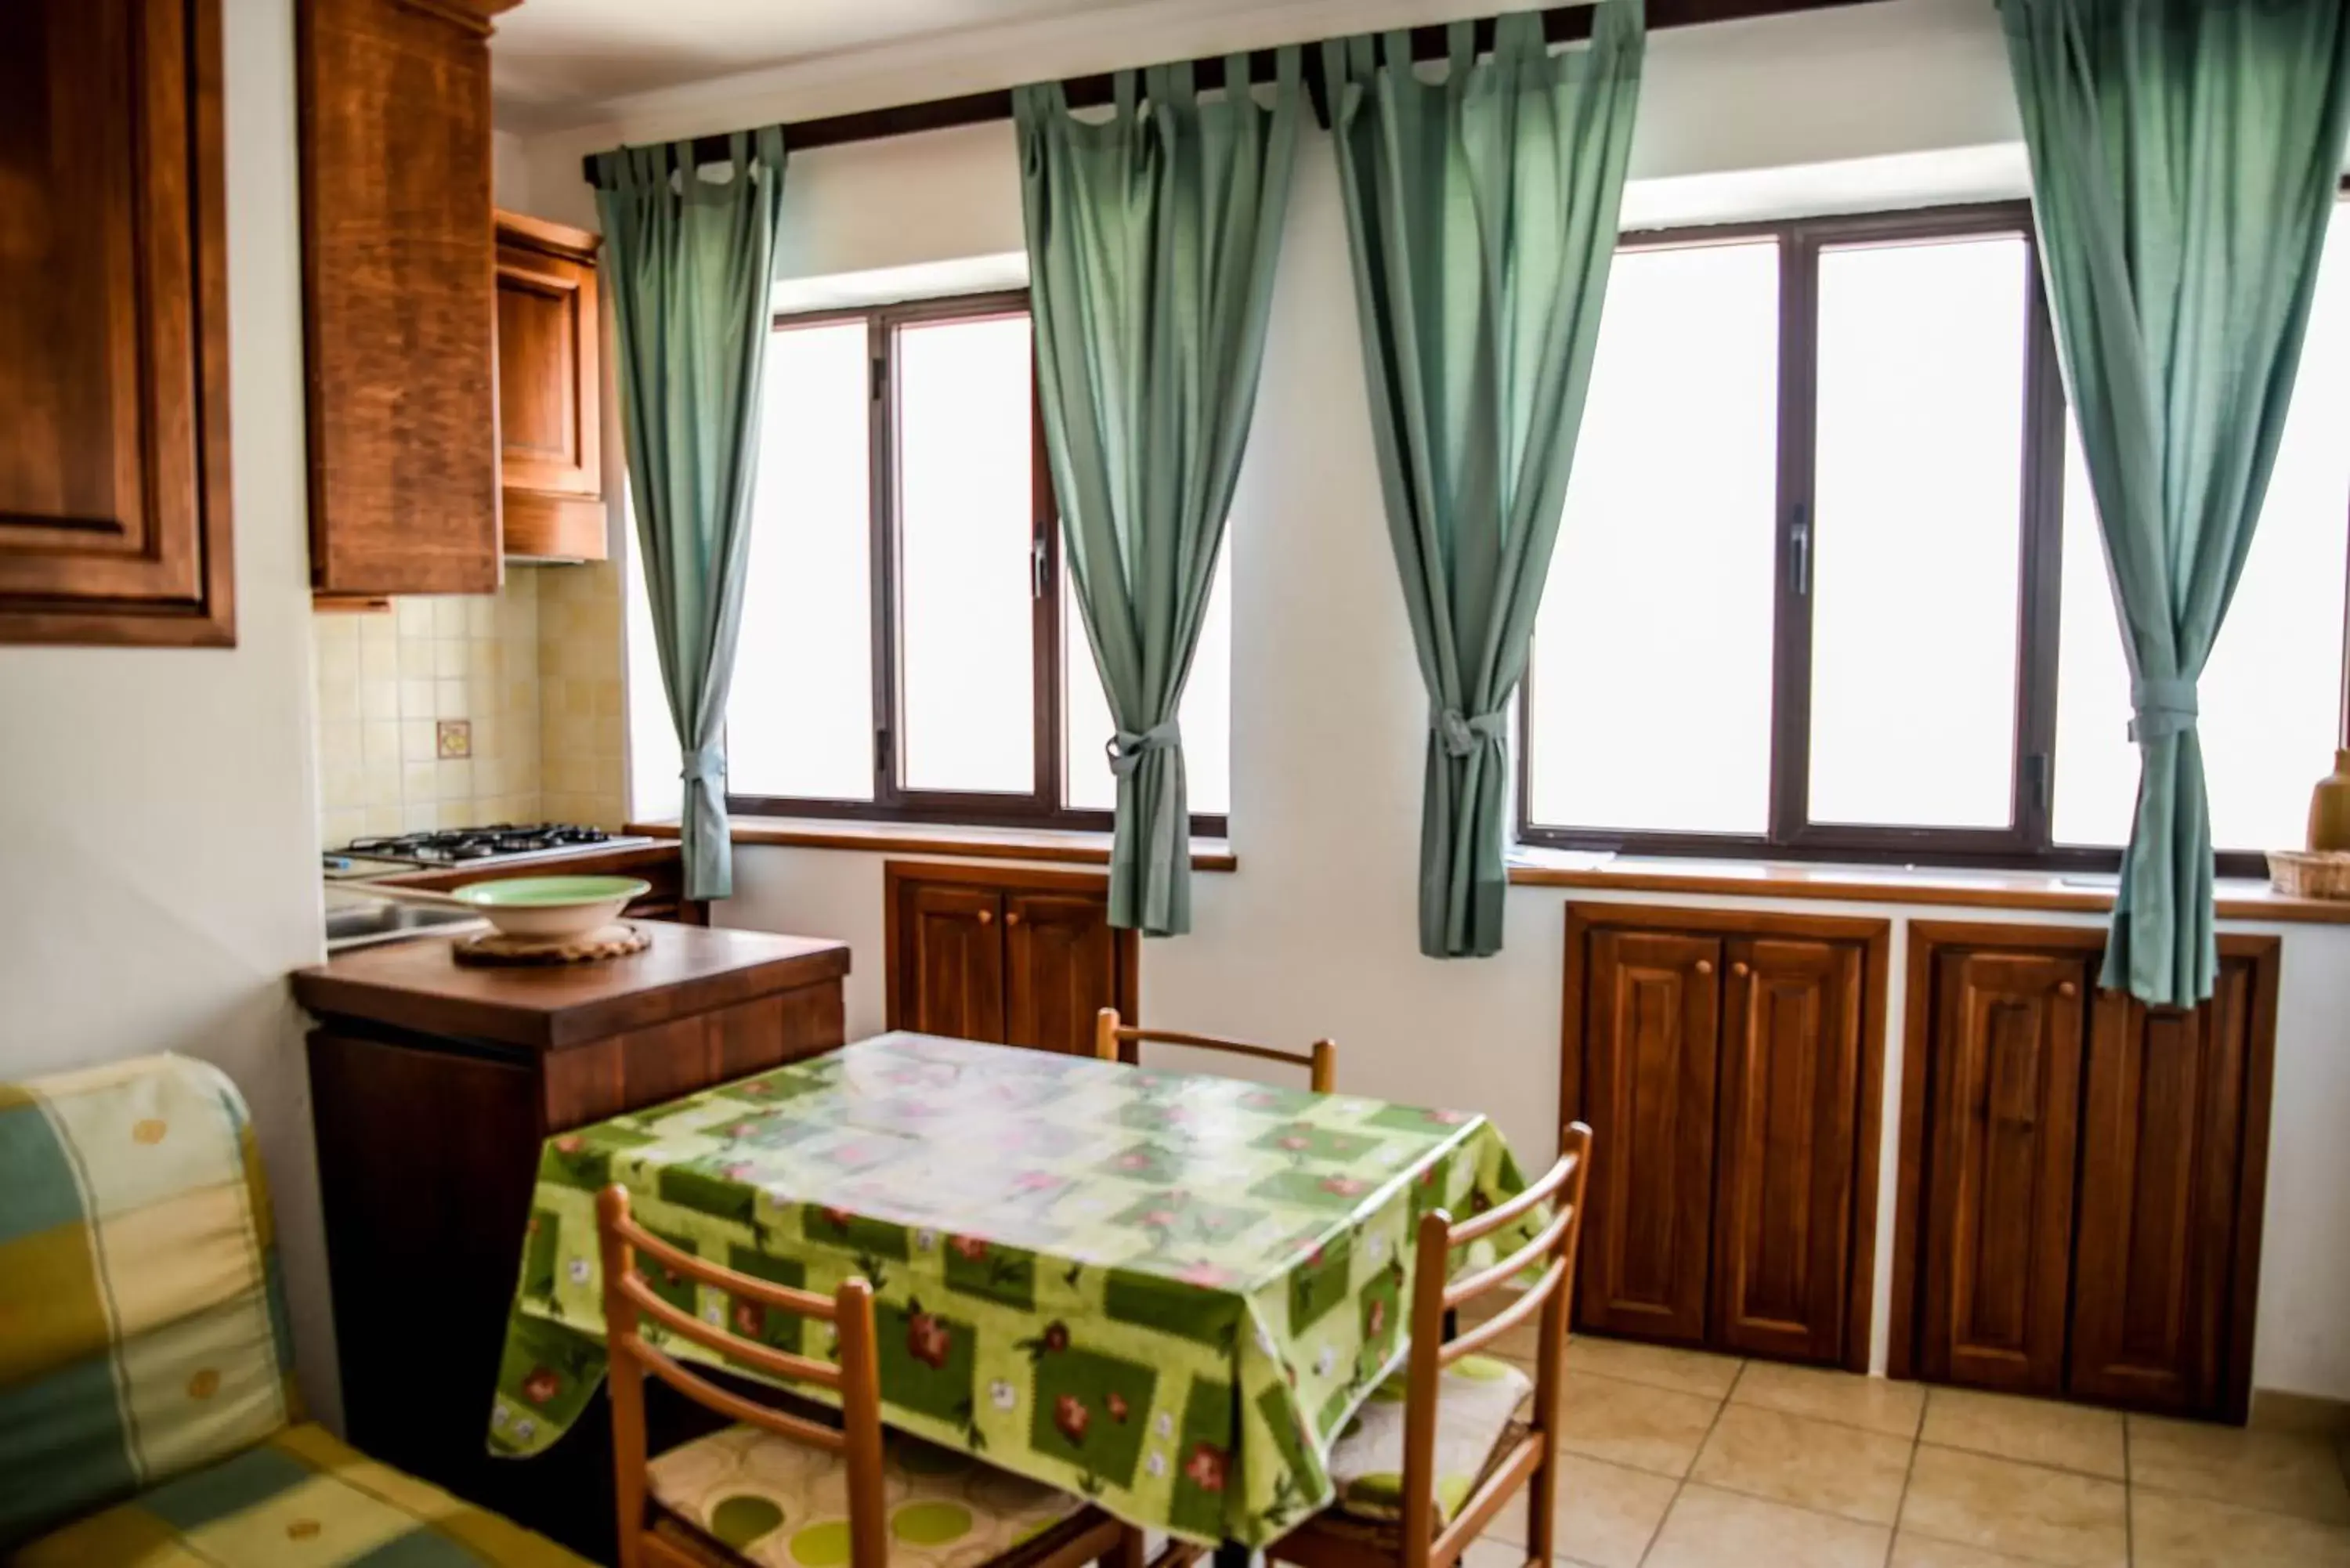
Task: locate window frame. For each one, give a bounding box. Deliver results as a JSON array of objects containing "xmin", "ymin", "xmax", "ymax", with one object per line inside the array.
[
  {"xmin": 724, "ymin": 289, "xmax": 1228, "ymax": 836},
  {"xmin": 1516, "ymin": 200, "xmax": 2297, "ymax": 877}
]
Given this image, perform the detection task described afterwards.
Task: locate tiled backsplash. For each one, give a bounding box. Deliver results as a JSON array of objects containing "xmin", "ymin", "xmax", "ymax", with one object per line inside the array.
[{"xmin": 313, "ymin": 563, "xmax": 627, "ymax": 845}]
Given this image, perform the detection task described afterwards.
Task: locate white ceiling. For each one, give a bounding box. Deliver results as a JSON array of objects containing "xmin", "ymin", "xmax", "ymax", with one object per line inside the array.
[{"xmin": 490, "ymin": 0, "xmax": 1187, "ymax": 128}]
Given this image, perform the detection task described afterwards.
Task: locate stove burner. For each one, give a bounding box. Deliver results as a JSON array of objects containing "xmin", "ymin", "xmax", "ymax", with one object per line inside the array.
[{"xmin": 341, "ymin": 823, "xmax": 617, "ymax": 865}]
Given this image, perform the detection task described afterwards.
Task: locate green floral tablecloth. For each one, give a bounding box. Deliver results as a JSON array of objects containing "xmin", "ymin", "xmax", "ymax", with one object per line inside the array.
[{"xmin": 486, "ymin": 1032, "xmax": 1532, "ymax": 1546}]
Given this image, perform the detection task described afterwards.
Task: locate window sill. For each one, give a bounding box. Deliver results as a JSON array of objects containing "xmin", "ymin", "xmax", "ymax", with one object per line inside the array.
[
  {"xmin": 627, "ymin": 818, "xmax": 1238, "ymax": 873},
  {"xmin": 1506, "ymin": 847, "xmax": 2350, "ymax": 926}
]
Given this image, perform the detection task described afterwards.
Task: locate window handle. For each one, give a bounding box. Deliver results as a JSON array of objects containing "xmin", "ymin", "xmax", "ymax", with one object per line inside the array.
[
  {"xmin": 1032, "ymin": 535, "xmax": 1047, "ymax": 601},
  {"xmin": 1788, "ymin": 504, "xmax": 1812, "ymax": 597}
]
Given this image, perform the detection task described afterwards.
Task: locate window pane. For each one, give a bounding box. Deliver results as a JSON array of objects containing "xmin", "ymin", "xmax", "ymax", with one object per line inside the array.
[
  {"xmin": 726, "ymin": 320, "xmax": 875, "ymax": 801},
  {"xmin": 1527, "ymin": 240, "xmax": 1780, "ymax": 835},
  {"xmin": 1807, "ymin": 233, "xmax": 2030, "ymax": 829},
  {"xmin": 1063, "ymin": 550, "xmax": 1233, "ymax": 818},
  {"xmin": 896, "ymin": 313, "xmax": 1036, "ymax": 794},
  {"xmin": 2055, "ymin": 201, "xmax": 2350, "ymax": 852}
]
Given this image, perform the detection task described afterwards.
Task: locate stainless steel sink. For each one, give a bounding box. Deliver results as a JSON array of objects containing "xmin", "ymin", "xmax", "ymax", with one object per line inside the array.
[{"xmin": 324, "ymin": 898, "xmax": 486, "ymax": 952}]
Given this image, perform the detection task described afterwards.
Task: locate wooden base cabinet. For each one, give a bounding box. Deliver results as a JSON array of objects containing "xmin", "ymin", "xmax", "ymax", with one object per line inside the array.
[
  {"xmin": 1892, "ymin": 923, "xmax": 2280, "ymax": 1422},
  {"xmin": 1563, "ymin": 905, "xmax": 1890, "ymax": 1369},
  {"xmin": 885, "ymin": 862, "xmax": 1137, "ymax": 1057}
]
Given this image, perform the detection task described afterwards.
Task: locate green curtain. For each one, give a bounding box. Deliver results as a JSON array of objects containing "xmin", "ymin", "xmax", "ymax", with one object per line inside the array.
[
  {"xmin": 2002, "ymin": 0, "xmax": 2350, "ymax": 1005},
  {"xmin": 1014, "ymin": 53, "xmax": 1302, "ymax": 936},
  {"xmin": 1324, "ymin": 6, "xmax": 1644, "ymax": 958},
  {"xmin": 591, "ymin": 129, "xmax": 787, "ymax": 901}
]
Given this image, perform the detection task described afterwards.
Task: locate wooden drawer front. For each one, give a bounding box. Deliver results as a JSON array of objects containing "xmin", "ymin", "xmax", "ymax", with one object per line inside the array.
[
  {"xmin": 544, "ymin": 984, "xmax": 845, "ymax": 1131},
  {"xmin": 1578, "ymin": 927, "xmax": 1720, "ymax": 1346},
  {"xmin": 1713, "ymin": 937, "xmax": 1865, "ymax": 1364}
]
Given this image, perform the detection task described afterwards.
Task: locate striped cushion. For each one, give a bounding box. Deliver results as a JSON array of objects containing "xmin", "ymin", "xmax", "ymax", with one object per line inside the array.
[
  {"xmin": 10, "ymin": 1422, "xmax": 589, "ymax": 1566},
  {"xmin": 0, "ymin": 1055, "xmax": 299, "ymax": 1547},
  {"xmin": 649, "ymin": 1425, "xmax": 1088, "ymax": 1568},
  {"xmin": 1323, "ymin": 1353, "xmax": 1532, "ymax": 1526}
]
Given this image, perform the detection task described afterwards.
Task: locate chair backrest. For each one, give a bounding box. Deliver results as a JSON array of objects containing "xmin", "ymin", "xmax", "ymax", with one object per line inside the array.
[
  {"xmin": 595, "ymin": 1186, "xmax": 890, "ymax": 1568},
  {"xmin": 1393, "ymin": 1122, "xmax": 1592, "ymax": 1568},
  {"xmin": 1092, "ymin": 1006, "xmax": 1336, "ymax": 1093},
  {"xmin": 0, "ymin": 1053, "xmax": 299, "ymax": 1547}
]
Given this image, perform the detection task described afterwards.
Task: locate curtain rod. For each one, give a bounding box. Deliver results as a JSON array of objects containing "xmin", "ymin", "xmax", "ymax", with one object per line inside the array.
[{"xmin": 577, "ymin": 0, "xmax": 1876, "ymax": 184}]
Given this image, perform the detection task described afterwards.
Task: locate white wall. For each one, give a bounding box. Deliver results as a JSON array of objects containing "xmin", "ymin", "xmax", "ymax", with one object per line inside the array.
[
  {"xmin": 0, "ymin": 0, "xmax": 340, "ymax": 1425},
  {"xmin": 503, "ymin": 0, "xmax": 2350, "ymax": 1403}
]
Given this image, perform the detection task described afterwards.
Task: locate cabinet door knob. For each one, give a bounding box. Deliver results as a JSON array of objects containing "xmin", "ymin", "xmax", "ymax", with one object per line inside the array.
[
  {"xmin": 1694, "ymin": 959, "xmax": 1714, "ymax": 975},
  {"xmin": 976, "ymin": 909, "xmax": 993, "ymax": 925},
  {"xmin": 1732, "ymin": 960, "xmax": 1750, "ymax": 977},
  {"xmin": 2058, "ymin": 980, "xmax": 2077, "ymax": 997},
  {"xmin": 1005, "ymin": 911, "xmax": 1022, "ymax": 927}
]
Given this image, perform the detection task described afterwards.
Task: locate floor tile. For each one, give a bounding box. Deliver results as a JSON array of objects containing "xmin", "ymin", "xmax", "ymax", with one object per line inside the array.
[
  {"xmin": 1889, "ymin": 1533, "xmax": 2048, "ymax": 1567},
  {"xmin": 1898, "ymin": 1443, "xmax": 2128, "ymax": 1568},
  {"xmin": 1733, "ymin": 1360, "xmax": 1925, "ymax": 1438},
  {"xmin": 1920, "ymin": 1388, "xmax": 2127, "ymax": 1479},
  {"xmin": 2131, "ymin": 1487, "xmax": 2350, "ymax": 1568},
  {"xmin": 2130, "ymin": 1412, "xmax": 2350, "ymax": 1524},
  {"xmin": 1484, "ymin": 1452, "xmax": 1676, "ymax": 1568},
  {"xmin": 1687, "ymin": 1400, "xmax": 1912, "ymax": 1525},
  {"xmin": 1564, "ymin": 1335, "xmax": 1742, "ymax": 1400},
  {"xmin": 1554, "ymin": 1367, "xmax": 1722, "ymax": 1479},
  {"xmin": 1645, "ymin": 1483, "xmax": 1891, "ymax": 1568}
]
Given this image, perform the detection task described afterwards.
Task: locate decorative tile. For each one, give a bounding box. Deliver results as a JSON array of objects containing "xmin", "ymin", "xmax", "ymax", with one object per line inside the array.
[
  {"xmin": 1646, "ymin": 1484, "xmax": 1889, "ymax": 1568},
  {"xmin": 1555, "ymin": 1367, "xmax": 1720, "ymax": 1479},
  {"xmin": 1566, "ymin": 1335, "xmax": 1742, "ymax": 1400},
  {"xmin": 2129, "ymin": 1413, "xmax": 2350, "ymax": 1524},
  {"xmin": 1689, "ymin": 1401, "xmax": 1912, "ymax": 1524},
  {"xmin": 1732, "ymin": 1360, "xmax": 1924, "ymax": 1438},
  {"xmin": 2131, "ymin": 1486, "xmax": 2350, "ymax": 1568},
  {"xmin": 1922, "ymin": 1388, "xmax": 2125, "ymax": 1479},
  {"xmin": 1900, "ymin": 1443, "xmax": 2127, "ymax": 1568}
]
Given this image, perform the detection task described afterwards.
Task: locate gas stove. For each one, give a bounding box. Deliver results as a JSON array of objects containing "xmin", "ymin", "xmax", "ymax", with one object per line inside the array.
[{"xmin": 326, "ymin": 823, "xmax": 654, "ymax": 873}]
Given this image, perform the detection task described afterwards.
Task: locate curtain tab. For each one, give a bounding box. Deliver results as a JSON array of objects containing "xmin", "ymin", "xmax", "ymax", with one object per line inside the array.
[
  {"xmin": 681, "ymin": 744, "xmax": 728, "ymax": 784},
  {"xmin": 2128, "ymin": 677, "xmax": 2199, "ymax": 743},
  {"xmin": 1434, "ymin": 706, "xmax": 1507, "ymax": 758},
  {"xmin": 1107, "ymin": 720, "xmax": 1180, "ymax": 778}
]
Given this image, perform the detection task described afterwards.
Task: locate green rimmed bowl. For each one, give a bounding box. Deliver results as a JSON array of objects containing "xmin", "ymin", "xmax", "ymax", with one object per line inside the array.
[{"xmin": 449, "ymin": 875, "xmax": 650, "ymax": 942}]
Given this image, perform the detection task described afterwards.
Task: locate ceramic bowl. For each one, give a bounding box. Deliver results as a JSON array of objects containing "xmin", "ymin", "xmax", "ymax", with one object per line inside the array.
[{"xmin": 449, "ymin": 875, "xmax": 650, "ymax": 942}]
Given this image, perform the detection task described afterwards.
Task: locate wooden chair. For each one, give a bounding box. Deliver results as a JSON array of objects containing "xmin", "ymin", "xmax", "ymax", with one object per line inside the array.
[
  {"xmin": 595, "ymin": 1187, "xmax": 1128, "ymax": 1568},
  {"xmin": 1093, "ymin": 1006, "xmax": 1337, "ymax": 1093},
  {"xmin": 1261, "ymin": 1123, "xmax": 1594, "ymax": 1568}
]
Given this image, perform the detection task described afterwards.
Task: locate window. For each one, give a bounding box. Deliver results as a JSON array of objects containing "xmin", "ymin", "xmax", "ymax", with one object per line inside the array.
[
  {"xmin": 706, "ymin": 291, "xmax": 1230, "ymax": 830},
  {"xmin": 1524, "ymin": 198, "xmax": 2350, "ymax": 869}
]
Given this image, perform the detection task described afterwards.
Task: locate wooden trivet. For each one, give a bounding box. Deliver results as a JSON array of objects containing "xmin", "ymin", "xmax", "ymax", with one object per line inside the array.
[{"xmin": 451, "ymin": 922, "xmax": 651, "ymax": 966}]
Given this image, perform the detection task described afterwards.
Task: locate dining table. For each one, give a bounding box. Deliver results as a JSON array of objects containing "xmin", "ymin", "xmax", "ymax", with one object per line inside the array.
[{"xmin": 485, "ymin": 1031, "xmax": 1536, "ymax": 1549}]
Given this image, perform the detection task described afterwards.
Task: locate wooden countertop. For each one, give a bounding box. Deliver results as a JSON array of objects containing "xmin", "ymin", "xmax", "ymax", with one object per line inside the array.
[
  {"xmin": 292, "ymin": 923, "xmax": 851, "ymax": 1051},
  {"xmin": 368, "ymin": 841, "xmax": 682, "ymax": 891}
]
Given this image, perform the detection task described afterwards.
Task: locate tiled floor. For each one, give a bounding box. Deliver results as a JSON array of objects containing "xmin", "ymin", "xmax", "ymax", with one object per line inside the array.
[{"xmin": 1462, "ymin": 1334, "xmax": 2350, "ymax": 1568}]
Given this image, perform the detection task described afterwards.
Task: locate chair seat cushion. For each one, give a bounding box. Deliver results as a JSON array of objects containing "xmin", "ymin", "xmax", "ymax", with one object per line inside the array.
[
  {"xmin": 9, "ymin": 1422, "xmax": 589, "ymax": 1566},
  {"xmin": 648, "ymin": 1425, "xmax": 1089, "ymax": 1568},
  {"xmin": 1322, "ymin": 1353, "xmax": 1533, "ymax": 1526}
]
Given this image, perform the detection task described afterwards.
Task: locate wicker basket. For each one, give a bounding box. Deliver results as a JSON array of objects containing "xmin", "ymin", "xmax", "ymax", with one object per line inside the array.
[{"xmin": 2267, "ymin": 849, "xmax": 2350, "ymax": 900}]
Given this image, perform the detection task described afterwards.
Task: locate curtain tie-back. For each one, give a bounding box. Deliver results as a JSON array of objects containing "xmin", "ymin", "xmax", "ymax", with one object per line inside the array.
[
  {"xmin": 1107, "ymin": 720, "xmax": 1180, "ymax": 779},
  {"xmin": 680, "ymin": 744, "xmax": 728, "ymax": 784},
  {"xmin": 2128, "ymin": 677, "xmax": 2199, "ymax": 743},
  {"xmin": 1434, "ymin": 706, "xmax": 1508, "ymax": 759}
]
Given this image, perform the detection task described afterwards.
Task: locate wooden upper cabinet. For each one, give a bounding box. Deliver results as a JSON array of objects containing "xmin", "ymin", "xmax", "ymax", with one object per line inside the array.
[
  {"xmin": 886, "ymin": 862, "xmax": 1137, "ymax": 1057},
  {"xmin": 0, "ymin": 0, "xmax": 233, "ymax": 645},
  {"xmin": 299, "ymin": 0, "xmax": 517, "ymax": 596},
  {"xmin": 2070, "ymin": 951, "xmax": 2272, "ymax": 1417},
  {"xmin": 1573, "ymin": 927, "xmax": 1722, "ymax": 1346},
  {"xmin": 1713, "ymin": 936, "xmax": 1867, "ymax": 1364},
  {"xmin": 496, "ymin": 211, "xmax": 609, "ymax": 562}
]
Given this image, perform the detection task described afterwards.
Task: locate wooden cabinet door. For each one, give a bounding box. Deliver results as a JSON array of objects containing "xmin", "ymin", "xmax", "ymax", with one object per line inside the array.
[
  {"xmin": 1918, "ymin": 947, "xmax": 2091, "ymax": 1396},
  {"xmin": 0, "ymin": 0, "xmax": 234, "ymax": 645},
  {"xmin": 495, "ymin": 214, "xmax": 601, "ymax": 498},
  {"xmin": 1576, "ymin": 928, "xmax": 1722, "ymax": 1346},
  {"xmin": 1003, "ymin": 891, "xmax": 1121, "ymax": 1055},
  {"xmin": 1713, "ymin": 938, "xmax": 1864, "ymax": 1364},
  {"xmin": 300, "ymin": 0, "xmax": 512, "ymax": 595},
  {"xmin": 2068, "ymin": 956, "xmax": 2258, "ymax": 1415},
  {"xmin": 891, "ymin": 882, "xmax": 1007, "ymax": 1042}
]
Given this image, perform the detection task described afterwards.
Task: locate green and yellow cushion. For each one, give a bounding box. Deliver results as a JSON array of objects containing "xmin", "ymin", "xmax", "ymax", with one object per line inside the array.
[
  {"xmin": 649, "ymin": 1425, "xmax": 1089, "ymax": 1568},
  {"xmin": 9, "ymin": 1422, "xmax": 589, "ymax": 1566},
  {"xmin": 0, "ymin": 1054, "xmax": 301, "ymax": 1548},
  {"xmin": 1322, "ymin": 1353, "xmax": 1532, "ymax": 1527}
]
